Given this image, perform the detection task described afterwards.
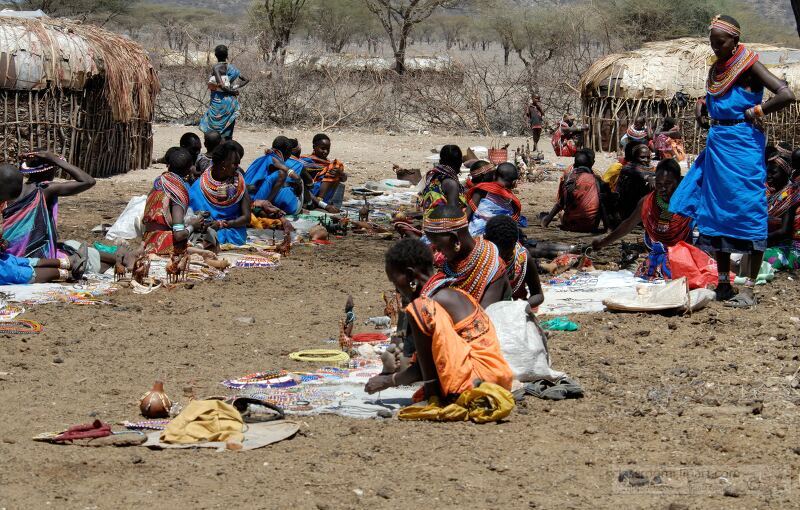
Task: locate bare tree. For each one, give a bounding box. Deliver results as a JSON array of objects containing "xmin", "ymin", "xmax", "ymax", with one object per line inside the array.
[
  {"xmin": 249, "ymin": 0, "xmax": 307, "ymax": 65},
  {"xmin": 363, "ymin": 0, "xmax": 459, "ymax": 74}
]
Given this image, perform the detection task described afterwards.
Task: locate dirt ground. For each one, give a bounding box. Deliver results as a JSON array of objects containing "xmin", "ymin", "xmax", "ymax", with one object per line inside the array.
[{"xmin": 0, "ymin": 123, "xmax": 798, "ymax": 509}]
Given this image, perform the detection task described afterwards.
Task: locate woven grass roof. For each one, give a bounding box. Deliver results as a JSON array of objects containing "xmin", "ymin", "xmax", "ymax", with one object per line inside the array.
[
  {"xmin": 580, "ymin": 38, "xmax": 800, "ymax": 101},
  {"xmin": 0, "ymin": 16, "xmax": 159, "ymax": 123}
]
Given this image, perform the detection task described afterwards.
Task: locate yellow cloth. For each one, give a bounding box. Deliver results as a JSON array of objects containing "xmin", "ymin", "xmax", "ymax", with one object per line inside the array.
[
  {"xmin": 160, "ymin": 400, "xmax": 244, "ymax": 444},
  {"xmin": 602, "ymin": 161, "xmax": 623, "ymax": 190},
  {"xmin": 250, "ymin": 214, "xmax": 283, "ymax": 230},
  {"xmin": 397, "ymin": 382, "xmax": 515, "ymax": 423}
]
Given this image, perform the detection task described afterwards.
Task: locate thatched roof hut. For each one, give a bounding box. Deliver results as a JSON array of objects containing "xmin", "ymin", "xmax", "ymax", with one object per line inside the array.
[
  {"xmin": 580, "ymin": 38, "xmax": 800, "ymax": 153},
  {"xmin": 0, "ymin": 16, "xmax": 159, "ymax": 177}
]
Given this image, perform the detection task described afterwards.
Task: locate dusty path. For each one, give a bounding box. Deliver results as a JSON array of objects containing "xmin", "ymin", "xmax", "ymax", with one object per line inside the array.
[{"xmin": 0, "ymin": 124, "xmax": 797, "ymax": 508}]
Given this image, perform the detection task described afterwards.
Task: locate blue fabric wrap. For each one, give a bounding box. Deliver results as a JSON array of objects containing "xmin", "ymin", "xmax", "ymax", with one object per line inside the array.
[
  {"xmin": 188, "ymin": 179, "xmax": 246, "ymax": 246},
  {"xmin": 669, "ymin": 85, "xmax": 767, "ymax": 242}
]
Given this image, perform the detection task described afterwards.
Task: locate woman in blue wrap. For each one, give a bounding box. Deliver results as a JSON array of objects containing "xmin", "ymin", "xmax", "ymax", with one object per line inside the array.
[
  {"xmin": 199, "ymin": 45, "xmax": 250, "ymax": 140},
  {"xmin": 189, "ymin": 141, "xmax": 251, "ymax": 247},
  {"xmin": 669, "ymin": 15, "xmax": 794, "ymax": 307},
  {"xmin": 244, "ymin": 136, "xmax": 302, "ymax": 216}
]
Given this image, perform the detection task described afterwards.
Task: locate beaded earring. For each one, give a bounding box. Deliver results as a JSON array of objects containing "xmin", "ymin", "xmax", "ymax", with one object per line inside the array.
[{"xmin": 454, "ymin": 241, "xmax": 462, "ymax": 253}]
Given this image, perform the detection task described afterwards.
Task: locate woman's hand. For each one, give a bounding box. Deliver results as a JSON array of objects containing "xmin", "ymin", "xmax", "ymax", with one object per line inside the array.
[
  {"xmin": 365, "ymin": 374, "xmax": 394, "ymax": 394},
  {"xmin": 695, "ymin": 114, "xmax": 710, "ymax": 129}
]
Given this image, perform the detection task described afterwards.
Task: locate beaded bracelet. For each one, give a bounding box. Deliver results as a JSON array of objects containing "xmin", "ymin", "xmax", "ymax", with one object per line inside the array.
[{"xmin": 0, "ymin": 320, "xmax": 43, "ymax": 334}]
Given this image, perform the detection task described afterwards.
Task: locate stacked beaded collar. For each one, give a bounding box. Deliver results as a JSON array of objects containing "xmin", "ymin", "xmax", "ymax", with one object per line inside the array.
[
  {"xmin": 706, "ymin": 44, "xmax": 758, "ymax": 97},
  {"xmin": 423, "ymin": 213, "xmax": 468, "ymax": 234},
  {"xmin": 200, "ymin": 168, "xmax": 245, "ymax": 207}
]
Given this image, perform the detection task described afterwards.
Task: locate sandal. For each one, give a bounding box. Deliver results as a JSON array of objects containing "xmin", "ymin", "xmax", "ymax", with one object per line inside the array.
[
  {"xmin": 723, "ymin": 292, "xmax": 757, "ymax": 308},
  {"xmin": 715, "ymin": 283, "xmax": 736, "ymax": 302}
]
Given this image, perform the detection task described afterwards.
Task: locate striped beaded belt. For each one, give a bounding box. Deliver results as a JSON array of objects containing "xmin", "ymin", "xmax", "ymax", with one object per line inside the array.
[{"xmin": 710, "ymin": 118, "xmax": 747, "ymax": 126}]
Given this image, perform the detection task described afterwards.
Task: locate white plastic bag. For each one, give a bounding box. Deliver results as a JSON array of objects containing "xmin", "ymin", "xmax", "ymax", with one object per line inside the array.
[
  {"xmin": 105, "ymin": 195, "xmax": 146, "ymax": 241},
  {"xmin": 485, "ymin": 300, "xmax": 565, "ymax": 382}
]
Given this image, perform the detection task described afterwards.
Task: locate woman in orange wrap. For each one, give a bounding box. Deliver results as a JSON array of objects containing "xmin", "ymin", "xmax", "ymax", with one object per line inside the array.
[{"xmin": 365, "ymin": 238, "xmax": 513, "ymax": 401}]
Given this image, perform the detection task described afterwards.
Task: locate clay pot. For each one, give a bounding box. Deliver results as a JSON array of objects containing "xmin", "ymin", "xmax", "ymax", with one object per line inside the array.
[{"xmin": 139, "ymin": 381, "xmax": 172, "ymax": 419}]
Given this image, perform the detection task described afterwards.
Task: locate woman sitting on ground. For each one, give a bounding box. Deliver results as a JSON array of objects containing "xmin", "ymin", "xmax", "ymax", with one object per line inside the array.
[
  {"xmin": 764, "ymin": 156, "xmax": 800, "ymax": 270},
  {"xmin": 364, "ymin": 238, "xmax": 513, "ymax": 400},
  {"xmin": 466, "ymin": 162, "xmax": 526, "ymax": 237},
  {"xmin": 142, "ymin": 148, "xmax": 207, "ymax": 256},
  {"xmin": 594, "ymin": 159, "xmax": 691, "ymax": 251},
  {"xmin": 189, "ymin": 141, "xmax": 251, "ymax": 247},
  {"xmin": 541, "ymin": 149, "xmax": 608, "ymax": 233},
  {"xmin": 245, "ymin": 136, "xmax": 302, "ymax": 216},
  {"xmin": 419, "ymin": 145, "xmax": 466, "ymax": 219},
  {"xmin": 593, "ymin": 159, "xmax": 692, "ymax": 279},
  {"xmin": 0, "ymin": 164, "xmax": 85, "ymax": 284},
  {"xmin": 613, "ymin": 143, "xmax": 654, "ymax": 224},
  {"xmin": 423, "ymin": 204, "xmax": 509, "ymax": 308},
  {"xmin": 653, "ymin": 117, "xmax": 685, "ymax": 161},
  {"xmin": 484, "ymin": 215, "xmax": 544, "ymax": 310}
]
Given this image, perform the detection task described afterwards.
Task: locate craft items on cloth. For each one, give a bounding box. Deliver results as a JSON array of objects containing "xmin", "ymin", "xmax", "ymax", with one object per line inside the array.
[
  {"xmin": 215, "ymin": 396, "xmax": 286, "ymax": 423},
  {"xmin": 485, "ymin": 301, "xmax": 565, "ymax": 382},
  {"xmin": 0, "ymin": 304, "xmax": 24, "ymax": 321},
  {"xmin": 351, "ymin": 333, "xmax": 389, "ymax": 345},
  {"xmin": 160, "ymin": 400, "xmax": 244, "ymax": 444},
  {"xmin": 541, "ymin": 270, "xmax": 665, "ymax": 315},
  {"xmin": 222, "ymin": 370, "xmax": 298, "ymax": 390},
  {"xmin": 289, "ymin": 349, "xmax": 350, "ymax": 364},
  {"xmin": 397, "ymin": 382, "xmax": 515, "ymax": 423},
  {"xmin": 234, "ymin": 254, "xmax": 280, "ymax": 269},
  {"xmin": 0, "ymin": 319, "xmax": 42, "ymax": 334},
  {"xmin": 139, "ymin": 381, "xmax": 172, "ymax": 419}
]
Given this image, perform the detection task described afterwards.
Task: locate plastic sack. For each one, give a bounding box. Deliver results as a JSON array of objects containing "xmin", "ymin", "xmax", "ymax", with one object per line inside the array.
[
  {"xmin": 485, "ymin": 301, "xmax": 565, "ymax": 382},
  {"xmin": 105, "ymin": 195, "xmax": 146, "ymax": 241},
  {"xmin": 667, "ymin": 241, "xmax": 718, "ymax": 290}
]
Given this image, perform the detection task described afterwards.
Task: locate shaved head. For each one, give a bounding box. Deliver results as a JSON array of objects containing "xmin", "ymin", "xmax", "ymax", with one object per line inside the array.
[{"xmin": 0, "ymin": 163, "xmax": 22, "ymax": 201}]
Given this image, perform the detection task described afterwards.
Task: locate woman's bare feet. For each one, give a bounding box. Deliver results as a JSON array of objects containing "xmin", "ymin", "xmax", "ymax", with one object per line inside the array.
[{"xmin": 381, "ymin": 345, "xmax": 402, "ymax": 375}]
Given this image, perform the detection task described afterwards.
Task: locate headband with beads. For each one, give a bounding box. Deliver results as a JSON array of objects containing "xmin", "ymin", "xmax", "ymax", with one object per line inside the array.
[
  {"xmin": 709, "ymin": 16, "xmax": 740, "ymax": 37},
  {"xmin": 470, "ymin": 160, "xmax": 495, "ymax": 177},
  {"xmin": 423, "ymin": 214, "xmax": 468, "ymax": 234}
]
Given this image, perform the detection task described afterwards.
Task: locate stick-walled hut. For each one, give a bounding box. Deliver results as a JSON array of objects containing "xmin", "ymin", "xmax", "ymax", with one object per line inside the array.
[
  {"xmin": 580, "ymin": 38, "xmax": 800, "ymax": 154},
  {"xmin": 0, "ymin": 16, "xmax": 159, "ymax": 176}
]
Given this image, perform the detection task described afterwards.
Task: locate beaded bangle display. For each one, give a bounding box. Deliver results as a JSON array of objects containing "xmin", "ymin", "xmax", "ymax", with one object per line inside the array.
[{"xmin": 0, "ymin": 320, "xmax": 43, "ymax": 334}]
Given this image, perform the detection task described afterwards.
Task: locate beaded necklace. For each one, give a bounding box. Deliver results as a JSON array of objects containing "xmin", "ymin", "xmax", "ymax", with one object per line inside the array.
[
  {"xmin": 154, "ymin": 172, "xmax": 189, "ymax": 211},
  {"xmin": 706, "ymin": 45, "xmax": 758, "ymax": 97},
  {"xmin": 654, "ymin": 193, "xmax": 674, "ymax": 233},
  {"xmin": 200, "ymin": 168, "xmax": 245, "ymax": 207},
  {"xmin": 422, "ymin": 237, "xmax": 502, "ymax": 299},
  {"xmin": 0, "ymin": 319, "xmax": 43, "ymax": 334},
  {"xmin": 507, "ymin": 242, "xmax": 528, "ymax": 294}
]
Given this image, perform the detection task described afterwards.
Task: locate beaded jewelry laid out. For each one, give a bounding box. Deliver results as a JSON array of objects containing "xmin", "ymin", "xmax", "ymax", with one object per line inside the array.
[
  {"xmin": 121, "ymin": 419, "xmax": 171, "ymax": 431},
  {"xmin": 0, "ymin": 305, "xmax": 25, "ymax": 321},
  {"xmin": 234, "ymin": 255, "xmax": 281, "ymax": 269},
  {"xmin": 0, "ymin": 319, "xmax": 43, "ymax": 334},
  {"xmin": 222, "ymin": 370, "xmax": 299, "ymax": 390}
]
